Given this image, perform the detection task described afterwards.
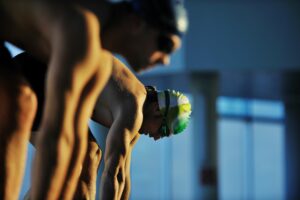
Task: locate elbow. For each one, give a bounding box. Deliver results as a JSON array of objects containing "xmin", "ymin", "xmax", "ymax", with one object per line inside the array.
[{"xmin": 104, "ymin": 167, "xmax": 125, "ymax": 185}]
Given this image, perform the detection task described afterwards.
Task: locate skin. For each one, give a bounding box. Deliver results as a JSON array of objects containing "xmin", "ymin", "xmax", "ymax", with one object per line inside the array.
[
  {"xmin": 12, "ymin": 53, "xmax": 166, "ymax": 200},
  {"xmin": 1, "ymin": 1, "xmax": 113, "ymax": 199},
  {"xmin": 0, "ymin": 0, "xmax": 181, "ymax": 199},
  {"xmin": 24, "ymin": 129, "xmax": 101, "ymax": 200},
  {"xmin": 0, "ymin": 67, "xmax": 37, "ymax": 200},
  {"xmin": 93, "ymin": 57, "xmax": 165, "ymax": 200},
  {"xmin": 74, "ymin": 132, "xmax": 102, "ymax": 200}
]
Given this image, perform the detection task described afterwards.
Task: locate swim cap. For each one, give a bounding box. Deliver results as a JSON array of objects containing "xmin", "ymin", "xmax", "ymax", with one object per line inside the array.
[
  {"xmin": 157, "ymin": 89, "xmax": 191, "ymax": 136},
  {"xmin": 130, "ymin": 0, "xmax": 188, "ymax": 36}
]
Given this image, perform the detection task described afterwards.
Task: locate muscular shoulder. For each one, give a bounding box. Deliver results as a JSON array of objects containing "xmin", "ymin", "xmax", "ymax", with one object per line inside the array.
[
  {"xmin": 1, "ymin": 0, "xmax": 103, "ymax": 55},
  {"xmin": 111, "ymin": 57, "xmax": 146, "ymax": 101},
  {"xmin": 92, "ymin": 57, "xmax": 146, "ymax": 129}
]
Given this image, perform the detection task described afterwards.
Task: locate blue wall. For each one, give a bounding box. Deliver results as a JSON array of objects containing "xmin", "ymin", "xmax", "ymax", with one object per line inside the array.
[{"xmin": 186, "ymin": 1, "xmax": 300, "ymax": 70}]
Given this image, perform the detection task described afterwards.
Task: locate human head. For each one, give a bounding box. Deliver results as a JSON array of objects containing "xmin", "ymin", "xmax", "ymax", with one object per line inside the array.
[
  {"xmin": 140, "ymin": 86, "xmax": 192, "ymax": 140},
  {"xmin": 109, "ymin": 0, "xmax": 188, "ymax": 72},
  {"xmin": 130, "ymin": 0, "xmax": 188, "ymax": 36}
]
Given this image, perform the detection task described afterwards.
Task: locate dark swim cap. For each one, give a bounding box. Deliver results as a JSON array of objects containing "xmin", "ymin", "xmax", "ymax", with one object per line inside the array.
[{"xmin": 130, "ymin": 0, "xmax": 188, "ymax": 36}]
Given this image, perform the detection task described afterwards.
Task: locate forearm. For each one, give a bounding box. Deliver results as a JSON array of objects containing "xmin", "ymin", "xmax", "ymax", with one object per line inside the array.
[
  {"xmin": 74, "ymin": 129, "xmax": 102, "ymax": 200},
  {"xmin": 120, "ymin": 178, "xmax": 131, "ymax": 200},
  {"xmin": 100, "ymin": 162, "xmax": 127, "ymax": 200},
  {"xmin": 121, "ymin": 153, "xmax": 132, "ymax": 200},
  {"xmin": 31, "ymin": 60, "xmax": 81, "ymax": 199},
  {"xmin": 31, "ymin": 46, "xmax": 94, "ymax": 200},
  {"xmin": 101, "ymin": 117, "xmax": 138, "ymax": 200},
  {"xmin": 31, "ymin": 132, "xmax": 74, "ymax": 199},
  {"xmin": 100, "ymin": 172, "xmax": 119, "ymax": 200}
]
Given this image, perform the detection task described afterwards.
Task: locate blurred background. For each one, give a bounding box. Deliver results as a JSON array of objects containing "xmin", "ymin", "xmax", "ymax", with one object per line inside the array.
[{"xmin": 6, "ymin": 0, "xmax": 300, "ymax": 199}]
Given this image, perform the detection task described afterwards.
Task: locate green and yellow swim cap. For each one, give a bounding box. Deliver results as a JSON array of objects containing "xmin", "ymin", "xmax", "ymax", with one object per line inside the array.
[{"xmin": 157, "ymin": 89, "xmax": 192, "ymax": 137}]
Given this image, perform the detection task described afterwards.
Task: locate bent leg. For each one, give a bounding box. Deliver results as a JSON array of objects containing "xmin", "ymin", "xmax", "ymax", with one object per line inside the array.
[{"xmin": 0, "ymin": 69, "xmax": 37, "ymax": 199}]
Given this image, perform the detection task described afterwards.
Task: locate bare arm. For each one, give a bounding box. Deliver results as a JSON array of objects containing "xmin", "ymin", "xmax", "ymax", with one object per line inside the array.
[
  {"xmin": 100, "ymin": 105, "xmax": 142, "ymax": 200},
  {"xmin": 31, "ymin": 7, "xmax": 112, "ymax": 199},
  {"xmin": 74, "ymin": 129, "xmax": 102, "ymax": 200},
  {"xmin": 121, "ymin": 133, "xmax": 140, "ymax": 200},
  {"xmin": 100, "ymin": 121, "xmax": 131, "ymax": 200},
  {"xmin": 120, "ymin": 152, "xmax": 132, "ymax": 200}
]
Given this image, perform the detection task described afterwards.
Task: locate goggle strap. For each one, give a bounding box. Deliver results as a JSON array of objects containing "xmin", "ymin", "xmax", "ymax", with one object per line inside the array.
[
  {"xmin": 164, "ymin": 90, "xmax": 170, "ymax": 117},
  {"xmin": 163, "ymin": 90, "xmax": 170, "ymax": 136}
]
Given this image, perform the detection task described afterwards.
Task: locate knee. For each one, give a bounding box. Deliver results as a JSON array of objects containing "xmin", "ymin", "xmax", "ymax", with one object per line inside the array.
[
  {"xmin": 0, "ymin": 77, "xmax": 37, "ymax": 132},
  {"xmin": 16, "ymin": 85, "xmax": 38, "ymax": 126}
]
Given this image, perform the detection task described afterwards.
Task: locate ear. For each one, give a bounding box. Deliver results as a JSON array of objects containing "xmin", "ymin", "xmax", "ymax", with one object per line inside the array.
[{"xmin": 127, "ymin": 14, "xmax": 146, "ymax": 35}]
